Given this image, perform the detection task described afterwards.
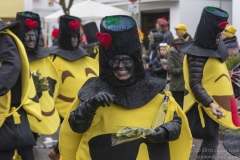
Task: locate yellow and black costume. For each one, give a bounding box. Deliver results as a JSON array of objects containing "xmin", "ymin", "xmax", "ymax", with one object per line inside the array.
[
  {"xmin": 82, "ymin": 22, "xmax": 99, "ymax": 60},
  {"xmin": 16, "ymin": 11, "xmax": 60, "ymax": 136},
  {"xmin": 0, "ymin": 21, "xmax": 41, "ymax": 158},
  {"xmin": 180, "ymin": 6, "xmax": 240, "ymax": 159},
  {"xmin": 49, "ymin": 15, "xmax": 99, "ymax": 119},
  {"xmin": 59, "ymin": 15, "xmax": 192, "ymax": 160},
  {"xmin": 47, "ymin": 15, "xmax": 99, "ymax": 159}
]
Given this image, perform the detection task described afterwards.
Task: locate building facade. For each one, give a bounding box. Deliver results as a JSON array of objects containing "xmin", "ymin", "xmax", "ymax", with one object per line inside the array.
[
  {"xmin": 33, "ymin": 0, "xmax": 235, "ymax": 48},
  {"xmin": 0, "ymin": 0, "xmax": 30, "ymax": 23},
  {"xmin": 112, "ymin": 0, "xmax": 233, "ymax": 49},
  {"xmin": 1, "ymin": 0, "xmax": 238, "ymax": 47}
]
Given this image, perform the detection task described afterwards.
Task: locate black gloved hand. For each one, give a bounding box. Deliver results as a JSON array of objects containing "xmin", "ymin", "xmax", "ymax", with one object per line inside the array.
[
  {"xmin": 85, "ymin": 92, "xmax": 115, "ymax": 112},
  {"xmin": 146, "ymin": 127, "xmax": 169, "ymax": 143},
  {"xmin": 69, "ymin": 92, "xmax": 115, "ymax": 133}
]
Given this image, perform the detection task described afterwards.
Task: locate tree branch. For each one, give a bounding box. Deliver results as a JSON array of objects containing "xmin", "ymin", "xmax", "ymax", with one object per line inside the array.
[
  {"xmin": 59, "ymin": 0, "xmax": 67, "ymax": 15},
  {"xmin": 66, "ymin": 0, "xmax": 74, "ymax": 15},
  {"xmin": 53, "ymin": 0, "xmax": 60, "ymax": 4}
]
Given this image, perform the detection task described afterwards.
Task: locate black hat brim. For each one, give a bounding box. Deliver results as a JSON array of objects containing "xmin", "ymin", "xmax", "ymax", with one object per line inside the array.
[
  {"xmin": 0, "ymin": 21, "xmax": 21, "ymax": 35},
  {"xmin": 179, "ymin": 39, "xmax": 228, "ymax": 62},
  {"xmin": 179, "ymin": 41, "xmax": 220, "ymax": 58}
]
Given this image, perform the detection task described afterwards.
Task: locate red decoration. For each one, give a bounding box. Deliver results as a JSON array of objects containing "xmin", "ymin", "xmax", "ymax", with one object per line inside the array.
[
  {"xmin": 96, "ymin": 32, "xmax": 112, "ymax": 49},
  {"xmin": 129, "ymin": 0, "xmax": 137, "ymax": 2},
  {"xmin": 218, "ymin": 22, "xmax": 229, "ymax": 29},
  {"xmin": 161, "ymin": 17, "xmax": 166, "ymax": 21},
  {"xmin": 230, "ymin": 97, "xmax": 240, "ymax": 126},
  {"xmin": 52, "ymin": 28, "xmax": 59, "ymax": 39},
  {"xmin": 69, "ymin": 20, "xmax": 80, "ymax": 31},
  {"xmin": 25, "ymin": 19, "xmax": 38, "ymax": 30}
]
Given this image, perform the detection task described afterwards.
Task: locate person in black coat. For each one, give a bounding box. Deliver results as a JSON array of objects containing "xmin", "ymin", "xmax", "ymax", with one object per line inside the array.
[
  {"xmin": 151, "ymin": 43, "xmax": 169, "ymax": 79},
  {"xmin": 143, "ymin": 30, "xmax": 164, "ymax": 77},
  {"xmin": 0, "ymin": 20, "xmax": 40, "ymax": 160}
]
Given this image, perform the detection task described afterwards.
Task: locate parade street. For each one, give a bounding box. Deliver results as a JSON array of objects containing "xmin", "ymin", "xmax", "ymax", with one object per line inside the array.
[{"xmin": 34, "ymin": 129, "xmax": 239, "ymax": 160}]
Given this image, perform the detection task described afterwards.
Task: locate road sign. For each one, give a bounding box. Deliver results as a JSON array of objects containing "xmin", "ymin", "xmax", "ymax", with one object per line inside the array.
[{"xmin": 128, "ymin": 3, "xmax": 139, "ymax": 14}]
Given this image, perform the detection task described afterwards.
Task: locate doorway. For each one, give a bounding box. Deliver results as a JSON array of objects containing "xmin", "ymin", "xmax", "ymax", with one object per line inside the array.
[{"xmin": 141, "ymin": 10, "xmax": 169, "ymax": 51}]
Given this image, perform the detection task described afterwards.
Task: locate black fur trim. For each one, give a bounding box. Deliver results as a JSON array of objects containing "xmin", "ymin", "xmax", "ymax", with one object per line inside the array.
[{"xmin": 78, "ymin": 77, "xmax": 168, "ymax": 109}]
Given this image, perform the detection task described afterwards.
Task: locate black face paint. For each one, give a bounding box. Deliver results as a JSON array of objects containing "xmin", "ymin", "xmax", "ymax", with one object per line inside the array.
[
  {"xmin": 24, "ymin": 30, "xmax": 36, "ymax": 48},
  {"xmin": 71, "ymin": 34, "xmax": 78, "ymax": 48},
  {"xmin": 112, "ymin": 55, "xmax": 134, "ymax": 81}
]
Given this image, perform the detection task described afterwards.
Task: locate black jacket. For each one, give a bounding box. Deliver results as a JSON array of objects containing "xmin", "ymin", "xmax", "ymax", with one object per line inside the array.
[
  {"xmin": 52, "ymin": 38, "xmax": 58, "ymax": 46},
  {"xmin": 183, "ymin": 33, "xmax": 193, "ymax": 42},
  {"xmin": 0, "ymin": 33, "xmax": 35, "ymax": 151},
  {"xmin": 188, "ymin": 55, "xmax": 213, "ymax": 107},
  {"xmin": 152, "ymin": 55, "xmax": 168, "ymax": 79},
  {"xmin": 162, "ymin": 30, "xmax": 174, "ymax": 45},
  {"xmin": 143, "ymin": 32, "xmax": 163, "ymax": 63},
  {"xmin": 0, "ymin": 34, "xmax": 21, "ymax": 105}
]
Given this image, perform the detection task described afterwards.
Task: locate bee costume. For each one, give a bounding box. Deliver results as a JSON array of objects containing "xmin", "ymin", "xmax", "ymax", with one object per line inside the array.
[
  {"xmin": 16, "ymin": 11, "xmax": 60, "ymax": 135},
  {"xmin": 59, "ymin": 15, "xmax": 192, "ymax": 160},
  {"xmin": 49, "ymin": 15, "xmax": 99, "ymax": 119},
  {"xmin": 180, "ymin": 6, "xmax": 240, "ymax": 159}
]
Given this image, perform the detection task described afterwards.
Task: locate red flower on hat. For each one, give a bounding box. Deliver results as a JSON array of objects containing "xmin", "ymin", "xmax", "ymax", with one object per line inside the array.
[
  {"xmin": 52, "ymin": 28, "xmax": 59, "ymax": 39},
  {"xmin": 69, "ymin": 20, "xmax": 80, "ymax": 31},
  {"xmin": 25, "ymin": 19, "xmax": 38, "ymax": 30},
  {"xmin": 218, "ymin": 22, "xmax": 229, "ymax": 29},
  {"xmin": 96, "ymin": 32, "xmax": 112, "ymax": 49}
]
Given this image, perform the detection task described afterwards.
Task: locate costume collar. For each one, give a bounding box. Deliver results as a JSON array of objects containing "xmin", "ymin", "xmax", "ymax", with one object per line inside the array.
[
  {"xmin": 49, "ymin": 46, "xmax": 89, "ymax": 61},
  {"xmin": 78, "ymin": 77, "xmax": 168, "ymax": 109},
  {"xmin": 180, "ymin": 39, "xmax": 228, "ymax": 62},
  {"xmin": 27, "ymin": 47, "xmax": 50, "ymax": 62}
]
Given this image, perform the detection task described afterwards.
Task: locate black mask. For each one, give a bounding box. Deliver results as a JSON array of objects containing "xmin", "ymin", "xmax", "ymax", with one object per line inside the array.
[
  {"xmin": 71, "ymin": 34, "xmax": 78, "ymax": 48},
  {"xmin": 24, "ymin": 30, "xmax": 36, "ymax": 48},
  {"xmin": 111, "ymin": 55, "xmax": 134, "ymax": 81}
]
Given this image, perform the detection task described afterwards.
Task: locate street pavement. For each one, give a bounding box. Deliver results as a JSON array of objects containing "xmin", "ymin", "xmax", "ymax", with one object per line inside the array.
[
  {"xmin": 34, "ymin": 128, "xmax": 59, "ymax": 160},
  {"xmin": 34, "ymin": 128, "xmax": 239, "ymax": 160}
]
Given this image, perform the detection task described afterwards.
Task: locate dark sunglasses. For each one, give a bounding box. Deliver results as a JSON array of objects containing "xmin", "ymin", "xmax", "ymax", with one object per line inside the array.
[{"xmin": 109, "ymin": 57, "xmax": 133, "ymax": 66}]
